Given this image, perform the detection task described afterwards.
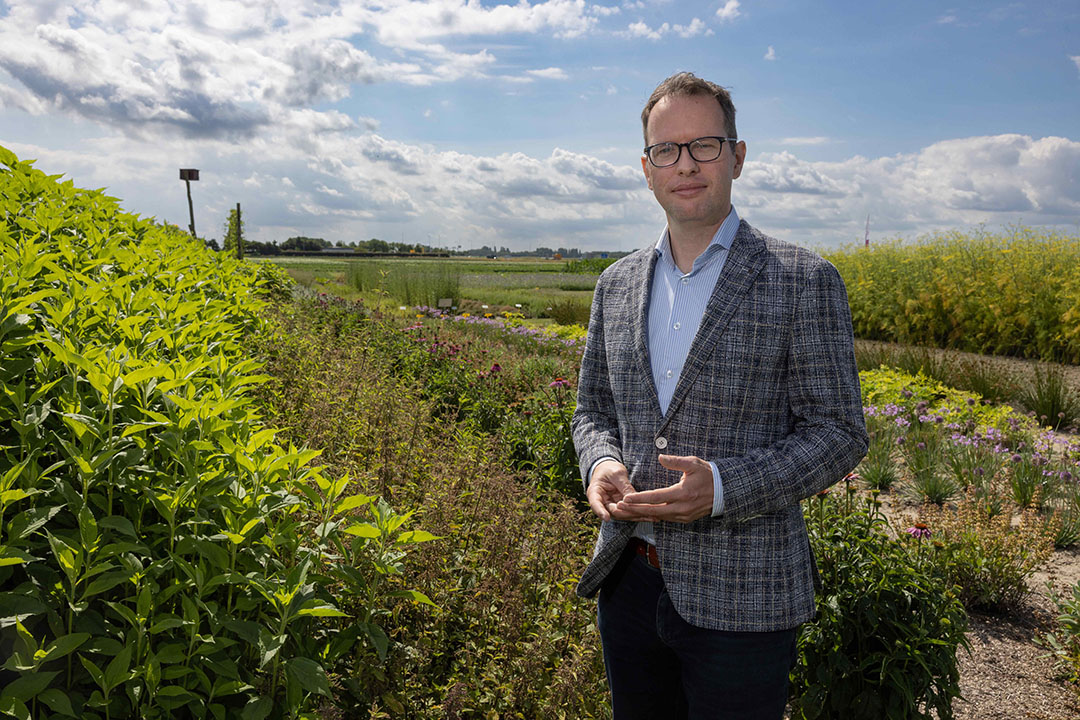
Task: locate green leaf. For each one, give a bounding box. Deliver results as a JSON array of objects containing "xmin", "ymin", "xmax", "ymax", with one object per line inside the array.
[
  {"xmin": 387, "ymin": 589, "xmax": 437, "ymax": 607},
  {"xmin": 82, "ymin": 571, "xmax": 129, "ymax": 599},
  {"xmin": 295, "ymin": 605, "xmax": 350, "ymax": 618},
  {"xmin": 0, "ymin": 593, "xmax": 47, "ymax": 628},
  {"xmin": 241, "ymin": 696, "xmax": 273, "ymax": 720},
  {"xmin": 123, "ymin": 365, "xmax": 170, "ymax": 386},
  {"xmin": 98, "ymin": 515, "xmax": 137, "ymax": 538},
  {"xmin": 79, "ymin": 655, "xmax": 106, "ymax": 689},
  {"xmin": 334, "ymin": 494, "xmax": 371, "ymax": 515},
  {"xmin": 149, "ymin": 616, "xmax": 186, "ymax": 634},
  {"xmin": 0, "ymin": 489, "xmax": 31, "ymax": 505},
  {"xmin": 344, "ymin": 523, "xmax": 380, "ymax": 538},
  {"xmin": 0, "ymin": 670, "xmax": 59, "ymax": 702},
  {"xmin": 39, "ymin": 633, "xmax": 90, "ymax": 663},
  {"xmin": 0, "ymin": 696, "xmax": 30, "ymax": 720},
  {"xmin": 395, "ymin": 530, "xmax": 440, "ymax": 544},
  {"xmin": 104, "ymin": 645, "xmax": 133, "ymax": 690},
  {"xmin": 284, "ymin": 657, "xmax": 332, "ymax": 698},
  {"xmin": 37, "ymin": 688, "xmax": 75, "ymax": 716},
  {"xmin": 0, "ymin": 546, "xmax": 37, "ymax": 568},
  {"xmin": 359, "ymin": 621, "xmax": 389, "ymax": 661}
]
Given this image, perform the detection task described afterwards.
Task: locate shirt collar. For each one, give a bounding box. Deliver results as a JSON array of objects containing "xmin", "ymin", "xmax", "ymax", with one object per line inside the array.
[{"xmin": 654, "ymin": 205, "xmax": 740, "ymax": 272}]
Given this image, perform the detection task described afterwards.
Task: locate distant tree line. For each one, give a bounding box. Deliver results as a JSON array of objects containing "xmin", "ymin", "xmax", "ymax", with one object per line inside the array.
[{"xmin": 200, "ymin": 213, "xmax": 612, "ymax": 259}]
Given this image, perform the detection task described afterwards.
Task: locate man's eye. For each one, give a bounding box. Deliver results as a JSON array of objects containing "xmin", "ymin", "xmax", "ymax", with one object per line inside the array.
[
  {"xmin": 693, "ymin": 139, "xmax": 720, "ymax": 152},
  {"xmin": 653, "ymin": 146, "xmax": 677, "ymax": 161}
]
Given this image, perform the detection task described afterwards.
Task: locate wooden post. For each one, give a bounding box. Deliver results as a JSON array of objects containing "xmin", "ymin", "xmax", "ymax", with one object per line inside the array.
[
  {"xmin": 185, "ymin": 180, "xmax": 197, "ymax": 239},
  {"xmin": 179, "ymin": 168, "xmax": 200, "ymax": 239},
  {"xmin": 235, "ymin": 202, "xmax": 243, "ymax": 261}
]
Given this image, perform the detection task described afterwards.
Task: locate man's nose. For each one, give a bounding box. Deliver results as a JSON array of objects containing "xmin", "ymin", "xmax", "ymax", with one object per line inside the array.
[{"xmin": 674, "ymin": 147, "xmax": 699, "ymax": 173}]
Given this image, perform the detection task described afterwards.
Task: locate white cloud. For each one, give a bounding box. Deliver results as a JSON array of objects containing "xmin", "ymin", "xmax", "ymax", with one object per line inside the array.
[
  {"xmin": 6, "ymin": 130, "xmax": 1078, "ymax": 251},
  {"xmin": 937, "ymin": 14, "xmax": 958, "ymax": 24},
  {"xmin": 527, "ymin": 67, "xmax": 570, "ymax": 80},
  {"xmin": 741, "ymin": 134, "xmax": 1080, "ymax": 243},
  {"xmin": 0, "ymin": 0, "xmax": 597, "ymax": 136},
  {"xmin": 1071, "ymin": 55, "xmax": 1080, "ymax": 75},
  {"xmin": 716, "ymin": 0, "xmax": 740, "ymax": 23},
  {"xmin": 764, "ymin": 45, "xmax": 776, "ymax": 61},
  {"xmin": 674, "ymin": 18, "xmax": 710, "ymax": 38},
  {"xmin": 779, "ymin": 136, "xmax": 830, "ymax": 146},
  {"xmin": 622, "ymin": 18, "xmax": 707, "ymax": 40}
]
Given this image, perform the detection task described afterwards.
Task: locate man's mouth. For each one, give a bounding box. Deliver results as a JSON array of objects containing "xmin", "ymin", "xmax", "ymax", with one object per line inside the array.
[{"xmin": 672, "ymin": 183, "xmax": 707, "ymax": 197}]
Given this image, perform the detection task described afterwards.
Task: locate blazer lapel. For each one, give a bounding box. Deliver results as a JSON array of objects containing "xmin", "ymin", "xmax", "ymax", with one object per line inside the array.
[
  {"xmin": 629, "ymin": 248, "xmax": 665, "ymax": 420},
  {"xmin": 660, "ymin": 221, "xmax": 766, "ymax": 425}
]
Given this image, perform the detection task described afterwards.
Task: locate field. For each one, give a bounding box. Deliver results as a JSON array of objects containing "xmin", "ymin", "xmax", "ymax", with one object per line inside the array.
[
  {"xmin": 5, "ymin": 142, "xmax": 1080, "ymax": 719},
  {"xmin": 260, "ymin": 255, "xmax": 598, "ymax": 324}
]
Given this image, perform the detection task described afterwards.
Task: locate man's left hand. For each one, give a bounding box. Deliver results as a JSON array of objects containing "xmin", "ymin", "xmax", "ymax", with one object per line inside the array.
[{"xmin": 612, "ymin": 454, "xmax": 714, "ymax": 523}]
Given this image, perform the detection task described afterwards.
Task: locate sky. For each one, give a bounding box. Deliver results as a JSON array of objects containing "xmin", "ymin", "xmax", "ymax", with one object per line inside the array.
[{"xmin": 0, "ymin": 0, "xmax": 1078, "ymax": 252}]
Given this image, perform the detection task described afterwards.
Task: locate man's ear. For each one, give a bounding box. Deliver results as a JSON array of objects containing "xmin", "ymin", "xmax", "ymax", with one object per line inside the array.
[
  {"xmin": 641, "ymin": 154, "xmax": 653, "ymax": 190},
  {"xmin": 731, "ymin": 141, "xmax": 747, "ymax": 179}
]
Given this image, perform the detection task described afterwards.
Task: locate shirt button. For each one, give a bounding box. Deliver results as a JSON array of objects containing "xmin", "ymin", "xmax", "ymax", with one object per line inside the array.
[
  {"xmin": 655, "ymin": 436, "xmax": 668, "ymax": 450},
  {"xmin": 681, "ymin": 277, "xmax": 689, "ymax": 285},
  {"xmin": 673, "ymin": 322, "xmax": 681, "ymax": 330},
  {"xmin": 665, "ymin": 369, "xmax": 673, "ymax": 378}
]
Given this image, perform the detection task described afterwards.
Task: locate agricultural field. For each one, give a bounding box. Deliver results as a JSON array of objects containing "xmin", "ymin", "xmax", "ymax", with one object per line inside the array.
[
  {"xmin": 261, "ymin": 255, "xmax": 600, "ymax": 325},
  {"xmin": 5, "ymin": 143, "xmax": 1080, "ymax": 718}
]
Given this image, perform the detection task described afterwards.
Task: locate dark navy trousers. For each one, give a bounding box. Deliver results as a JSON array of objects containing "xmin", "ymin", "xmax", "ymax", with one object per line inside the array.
[{"xmin": 597, "ymin": 545, "xmax": 798, "ymax": 720}]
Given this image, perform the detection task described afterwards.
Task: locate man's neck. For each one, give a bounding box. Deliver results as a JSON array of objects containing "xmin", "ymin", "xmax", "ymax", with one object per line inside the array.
[{"xmin": 668, "ymin": 221, "xmax": 724, "ymax": 274}]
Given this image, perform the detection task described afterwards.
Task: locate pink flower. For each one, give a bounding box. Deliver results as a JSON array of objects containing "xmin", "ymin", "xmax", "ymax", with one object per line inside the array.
[
  {"xmin": 905, "ymin": 523, "xmax": 931, "ymax": 540},
  {"xmin": 549, "ymin": 377, "xmax": 570, "ymax": 388}
]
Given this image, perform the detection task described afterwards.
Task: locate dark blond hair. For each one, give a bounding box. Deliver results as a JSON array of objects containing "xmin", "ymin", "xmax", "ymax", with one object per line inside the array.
[{"xmin": 641, "ymin": 72, "xmax": 737, "ymax": 144}]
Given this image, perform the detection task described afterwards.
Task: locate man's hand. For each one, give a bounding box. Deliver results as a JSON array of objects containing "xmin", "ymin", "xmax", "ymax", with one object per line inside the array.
[
  {"xmin": 613, "ymin": 454, "xmax": 714, "ymax": 523},
  {"xmin": 587, "ymin": 459, "xmax": 634, "ymax": 521}
]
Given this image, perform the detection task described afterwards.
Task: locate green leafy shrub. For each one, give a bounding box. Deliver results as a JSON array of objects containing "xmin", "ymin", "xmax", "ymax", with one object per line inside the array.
[
  {"xmin": 1041, "ymin": 580, "xmax": 1080, "ymax": 690},
  {"xmin": 255, "ymin": 298, "xmax": 608, "ymax": 717},
  {"xmin": 0, "ymin": 146, "xmax": 431, "ymax": 719},
  {"xmin": 545, "ymin": 298, "xmax": 591, "ymax": 326},
  {"xmin": 917, "ymin": 490, "xmax": 1058, "ymax": 612},
  {"xmin": 562, "ymin": 257, "xmax": 617, "ymax": 274},
  {"xmin": 790, "ymin": 491, "xmax": 969, "ymax": 720}
]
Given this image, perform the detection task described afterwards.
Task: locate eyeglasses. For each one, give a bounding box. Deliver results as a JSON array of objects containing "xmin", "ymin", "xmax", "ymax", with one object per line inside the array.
[{"xmin": 643, "ymin": 136, "xmax": 738, "ymax": 168}]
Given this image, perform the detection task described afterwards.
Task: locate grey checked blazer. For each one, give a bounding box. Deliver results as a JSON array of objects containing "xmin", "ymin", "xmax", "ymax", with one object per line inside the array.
[{"xmin": 572, "ymin": 220, "xmax": 868, "ymax": 632}]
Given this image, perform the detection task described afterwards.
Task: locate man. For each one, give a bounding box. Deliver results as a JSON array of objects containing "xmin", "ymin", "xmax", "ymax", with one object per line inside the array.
[{"xmin": 571, "ymin": 72, "xmax": 868, "ymax": 719}]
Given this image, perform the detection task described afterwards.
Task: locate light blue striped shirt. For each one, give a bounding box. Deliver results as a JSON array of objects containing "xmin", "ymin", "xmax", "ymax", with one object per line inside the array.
[
  {"xmin": 590, "ymin": 207, "xmax": 740, "ymax": 546},
  {"xmin": 632, "ymin": 206, "xmax": 739, "ymax": 544}
]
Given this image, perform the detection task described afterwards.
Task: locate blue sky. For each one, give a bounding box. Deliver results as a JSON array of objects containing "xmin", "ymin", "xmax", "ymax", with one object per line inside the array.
[{"xmin": 0, "ymin": 0, "xmax": 1077, "ymax": 251}]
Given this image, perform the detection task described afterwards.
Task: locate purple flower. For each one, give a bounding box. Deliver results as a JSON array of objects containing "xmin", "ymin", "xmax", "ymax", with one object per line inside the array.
[
  {"xmin": 1011, "ymin": 453, "xmax": 1023, "ymax": 463},
  {"xmin": 906, "ymin": 523, "xmax": 931, "ymax": 540},
  {"xmin": 549, "ymin": 377, "xmax": 571, "ymax": 388},
  {"xmin": 490, "ymin": 363, "xmax": 502, "ymax": 373}
]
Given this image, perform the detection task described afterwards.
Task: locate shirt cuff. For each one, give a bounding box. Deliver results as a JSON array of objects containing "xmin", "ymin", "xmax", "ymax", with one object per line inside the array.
[
  {"xmin": 588, "ymin": 456, "xmax": 619, "ymax": 485},
  {"xmin": 710, "ymin": 461, "xmax": 724, "ymax": 517}
]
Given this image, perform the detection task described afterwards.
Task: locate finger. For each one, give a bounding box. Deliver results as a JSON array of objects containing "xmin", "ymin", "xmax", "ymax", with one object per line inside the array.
[
  {"xmin": 622, "ymin": 486, "xmax": 683, "ymax": 505},
  {"xmin": 657, "ymin": 454, "xmax": 702, "ymax": 472},
  {"xmin": 587, "ymin": 487, "xmax": 612, "ymax": 521}
]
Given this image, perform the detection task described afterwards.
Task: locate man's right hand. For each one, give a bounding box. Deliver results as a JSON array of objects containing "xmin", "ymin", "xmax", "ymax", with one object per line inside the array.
[{"xmin": 587, "ymin": 459, "xmax": 634, "ymax": 522}]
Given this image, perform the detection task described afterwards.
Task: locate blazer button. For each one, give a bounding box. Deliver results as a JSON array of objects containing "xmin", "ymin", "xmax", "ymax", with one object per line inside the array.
[{"xmin": 655, "ymin": 436, "xmax": 668, "ymax": 450}]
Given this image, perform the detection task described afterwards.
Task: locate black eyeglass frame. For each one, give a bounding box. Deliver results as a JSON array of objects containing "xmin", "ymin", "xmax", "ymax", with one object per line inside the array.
[{"xmin": 643, "ymin": 136, "xmax": 739, "ymax": 168}]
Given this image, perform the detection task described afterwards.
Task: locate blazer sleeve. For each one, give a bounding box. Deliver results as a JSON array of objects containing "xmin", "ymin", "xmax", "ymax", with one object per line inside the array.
[
  {"xmin": 712, "ymin": 259, "xmax": 868, "ymax": 524},
  {"xmin": 571, "ymin": 276, "xmax": 624, "ymax": 491}
]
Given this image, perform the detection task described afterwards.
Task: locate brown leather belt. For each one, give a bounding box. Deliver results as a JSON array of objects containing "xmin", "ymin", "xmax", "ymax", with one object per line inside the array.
[{"xmin": 628, "ymin": 537, "xmax": 660, "ymax": 569}]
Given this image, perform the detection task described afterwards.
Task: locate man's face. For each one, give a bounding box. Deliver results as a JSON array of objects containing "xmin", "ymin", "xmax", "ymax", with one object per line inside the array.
[{"xmin": 641, "ymin": 93, "xmax": 746, "ymax": 233}]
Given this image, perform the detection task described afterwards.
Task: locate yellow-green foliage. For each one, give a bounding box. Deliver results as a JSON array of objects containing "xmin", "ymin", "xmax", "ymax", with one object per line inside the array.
[
  {"xmin": 826, "ymin": 227, "xmax": 1080, "ymax": 362},
  {"xmin": 860, "ymin": 366, "xmax": 1020, "ymax": 431},
  {"xmin": 0, "ymin": 145, "xmax": 427, "ymax": 718}
]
